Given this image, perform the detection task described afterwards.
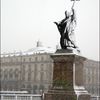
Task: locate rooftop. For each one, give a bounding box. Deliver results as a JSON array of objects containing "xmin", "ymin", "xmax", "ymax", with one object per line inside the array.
[{"xmin": 1, "ymin": 41, "xmax": 56, "ymax": 57}]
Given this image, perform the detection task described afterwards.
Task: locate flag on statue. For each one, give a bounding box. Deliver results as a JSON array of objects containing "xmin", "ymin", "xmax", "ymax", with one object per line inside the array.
[{"xmin": 71, "ymin": 0, "xmax": 80, "ymax": 1}]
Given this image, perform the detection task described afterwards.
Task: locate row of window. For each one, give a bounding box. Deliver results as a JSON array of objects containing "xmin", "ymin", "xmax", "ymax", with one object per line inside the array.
[
  {"xmin": 0, "ymin": 69, "xmax": 52, "ymax": 82},
  {"xmin": 1, "ymin": 55, "xmax": 50, "ymax": 63},
  {"xmin": 0, "ymin": 69, "xmax": 20, "ymax": 80},
  {"xmin": 84, "ymin": 68, "xmax": 99, "ymax": 75},
  {"xmin": 83, "ymin": 68, "xmax": 99, "ymax": 84}
]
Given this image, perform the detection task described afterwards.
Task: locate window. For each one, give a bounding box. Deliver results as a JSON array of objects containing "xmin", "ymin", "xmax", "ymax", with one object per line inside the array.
[
  {"xmin": 41, "ymin": 56, "xmax": 44, "ymax": 61},
  {"xmin": 28, "ymin": 65, "xmax": 31, "ymax": 81},
  {"xmin": 4, "ymin": 69, "xmax": 8, "ymax": 80},
  {"xmin": 41, "ymin": 64, "xmax": 44, "ymax": 71},
  {"xmin": 34, "ymin": 64, "xmax": 37, "ymax": 81},
  {"xmin": 33, "ymin": 85, "xmax": 37, "ymax": 94},
  {"xmin": 21, "ymin": 84, "xmax": 25, "ymax": 89},
  {"xmin": 29, "ymin": 58, "xmax": 31, "ymax": 62},
  {"xmin": 35, "ymin": 57, "xmax": 38, "ymax": 61},
  {"xmin": 9, "ymin": 69, "xmax": 13, "ymax": 79},
  {"xmin": 15, "ymin": 69, "xmax": 19, "ymax": 80},
  {"xmin": 27, "ymin": 84, "xmax": 31, "ymax": 89},
  {"xmin": 16, "ymin": 58, "xmax": 18, "ymax": 62},
  {"xmin": 40, "ymin": 72, "xmax": 44, "ymax": 81},
  {"xmin": 22, "ymin": 65, "xmax": 25, "ymax": 80},
  {"xmin": 39, "ymin": 85, "xmax": 44, "ymax": 91},
  {"xmin": 0, "ymin": 69, "xmax": 2, "ymax": 79},
  {"xmin": 23, "ymin": 58, "xmax": 26, "ymax": 62},
  {"xmin": 10, "ymin": 58, "xmax": 13, "ymax": 62}
]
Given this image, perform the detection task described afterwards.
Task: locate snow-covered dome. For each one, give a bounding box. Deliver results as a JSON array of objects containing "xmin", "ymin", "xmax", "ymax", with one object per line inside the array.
[{"xmin": 23, "ymin": 41, "xmax": 56, "ymax": 55}]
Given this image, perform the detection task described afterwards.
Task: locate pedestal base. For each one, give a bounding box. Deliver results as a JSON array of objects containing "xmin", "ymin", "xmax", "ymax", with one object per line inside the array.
[
  {"xmin": 44, "ymin": 90, "xmax": 77, "ymax": 100},
  {"xmin": 44, "ymin": 89, "xmax": 90, "ymax": 100},
  {"xmin": 44, "ymin": 53, "xmax": 91, "ymax": 100}
]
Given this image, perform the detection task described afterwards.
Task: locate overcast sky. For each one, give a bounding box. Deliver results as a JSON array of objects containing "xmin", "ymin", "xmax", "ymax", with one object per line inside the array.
[{"xmin": 1, "ymin": 0, "xmax": 99, "ymax": 61}]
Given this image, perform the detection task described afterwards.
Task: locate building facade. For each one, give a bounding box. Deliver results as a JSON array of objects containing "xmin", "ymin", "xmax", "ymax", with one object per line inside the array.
[
  {"xmin": 83, "ymin": 60, "xmax": 100, "ymax": 97},
  {"xmin": 0, "ymin": 44, "xmax": 99, "ymax": 96},
  {"xmin": 0, "ymin": 42, "xmax": 55, "ymax": 94},
  {"xmin": 0, "ymin": 53, "xmax": 54, "ymax": 94}
]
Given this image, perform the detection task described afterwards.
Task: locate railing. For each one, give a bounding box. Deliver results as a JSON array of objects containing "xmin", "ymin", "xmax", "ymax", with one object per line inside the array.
[
  {"xmin": 91, "ymin": 96, "xmax": 100, "ymax": 100},
  {"xmin": 0, "ymin": 91, "xmax": 28, "ymax": 94},
  {"xmin": 0, "ymin": 94, "xmax": 42, "ymax": 100}
]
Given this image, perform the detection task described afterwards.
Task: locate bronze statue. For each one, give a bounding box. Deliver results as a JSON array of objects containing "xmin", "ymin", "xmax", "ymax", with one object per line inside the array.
[
  {"xmin": 54, "ymin": 0, "xmax": 79, "ymax": 49},
  {"xmin": 54, "ymin": 8, "xmax": 77, "ymax": 49}
]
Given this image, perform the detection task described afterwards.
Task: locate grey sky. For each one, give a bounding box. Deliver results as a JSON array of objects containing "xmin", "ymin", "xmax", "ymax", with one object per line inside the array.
[{"xmin": 1, "ymin": 0, "xmax": 99, "ymax": 61}]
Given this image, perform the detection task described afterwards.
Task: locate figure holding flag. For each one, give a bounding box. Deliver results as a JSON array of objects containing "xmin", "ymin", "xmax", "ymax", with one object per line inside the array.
[{"xmin": 54, "ymin": 0, "xmax": 79, "ymax": 49}]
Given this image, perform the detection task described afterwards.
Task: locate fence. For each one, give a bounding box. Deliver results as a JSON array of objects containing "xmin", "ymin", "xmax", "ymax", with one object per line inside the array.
[
  {"xmin": 91, "ymin": 96, "xmax": 100, "ymax": 100},
  {"xmin": 0, "ymin": 94, "xmax": 42, "ymax": 100}
]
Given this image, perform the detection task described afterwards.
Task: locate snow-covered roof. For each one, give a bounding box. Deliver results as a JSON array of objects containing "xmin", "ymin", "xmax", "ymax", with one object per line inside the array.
[
  {"xmin": 1, "ymin": 41, "xmax": 56, "ymax": 57},
  {"xmin": 25, "ymin": 46, "xmax": 55, "ymax": 54}
]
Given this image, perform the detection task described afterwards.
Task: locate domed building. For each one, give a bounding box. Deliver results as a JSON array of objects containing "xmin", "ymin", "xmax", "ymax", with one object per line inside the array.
[{"xmin": 0, "ymin": 41, "xmax": 56, "ymax": 93}]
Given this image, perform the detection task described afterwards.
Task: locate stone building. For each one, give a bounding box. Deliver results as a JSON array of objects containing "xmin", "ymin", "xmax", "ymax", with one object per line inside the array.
[
  {"xmin": 83, "ymin": 60, "xmax": 100, "ymax": 97},
  {"xmin": 0, "ymin": 42, "xmax": 55, "ymax": 94}
]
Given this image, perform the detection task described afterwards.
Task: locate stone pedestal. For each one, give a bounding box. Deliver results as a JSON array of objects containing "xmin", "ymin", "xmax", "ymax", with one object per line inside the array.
[{"xmin": 44, "ymin": 51, "xmax": 91, "ymax": 100}]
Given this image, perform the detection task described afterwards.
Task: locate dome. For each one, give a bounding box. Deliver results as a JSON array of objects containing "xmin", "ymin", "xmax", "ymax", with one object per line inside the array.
[{"xmin": 24, "ymin": 41, "xmax": 56, "ymax": 55}]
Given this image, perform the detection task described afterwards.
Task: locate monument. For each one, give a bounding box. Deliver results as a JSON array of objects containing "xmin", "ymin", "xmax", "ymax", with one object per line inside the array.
[{"xmin": 44, "ymin": 0, "xmax": 91, "ymax": 100}]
